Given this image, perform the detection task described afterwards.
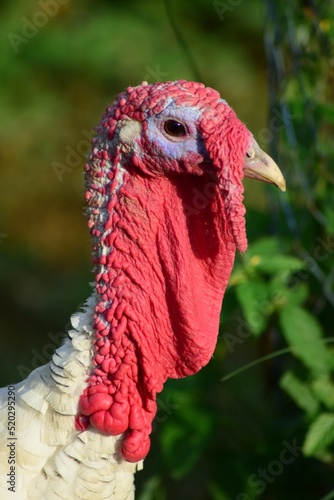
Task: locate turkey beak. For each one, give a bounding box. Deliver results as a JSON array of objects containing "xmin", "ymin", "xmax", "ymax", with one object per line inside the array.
[{"xmin": 244, "ymin": 138, "xmax": 286, "ymax": 192}]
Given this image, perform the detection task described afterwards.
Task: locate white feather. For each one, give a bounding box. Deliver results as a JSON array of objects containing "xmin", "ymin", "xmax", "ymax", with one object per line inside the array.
[{"xmin": 0, "ymin": 295, "xmax": 138, "ymax": 499}]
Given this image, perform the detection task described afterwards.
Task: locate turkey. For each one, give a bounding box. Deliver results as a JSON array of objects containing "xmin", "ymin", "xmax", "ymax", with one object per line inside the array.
[{"xmin": 0, "ymin": 80, "xmax": 285, "ymax": 499}]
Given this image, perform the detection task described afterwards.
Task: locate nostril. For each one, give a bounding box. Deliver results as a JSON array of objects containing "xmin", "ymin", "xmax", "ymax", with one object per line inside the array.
[{"xmin": 246, "ymin": 148, "xmax": 255, "ymax": 160}]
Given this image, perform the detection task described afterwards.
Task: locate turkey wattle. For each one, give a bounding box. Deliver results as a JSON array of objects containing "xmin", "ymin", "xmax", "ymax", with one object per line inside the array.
[{"xmin": 0, "ymin": 80, "xmax": 285, "ymax": 499}]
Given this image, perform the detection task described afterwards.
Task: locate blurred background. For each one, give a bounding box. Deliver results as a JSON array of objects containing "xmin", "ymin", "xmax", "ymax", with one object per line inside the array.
[{"xmin": 1, "ymin": 1, "xmax": 334, "ymax": 499}]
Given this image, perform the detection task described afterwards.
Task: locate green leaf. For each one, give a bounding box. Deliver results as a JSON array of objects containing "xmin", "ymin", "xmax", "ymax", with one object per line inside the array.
[
  {"xmin": 324, "ymin": 205, "xmax": 334, "ymax": 235},
  {"xmin": 246, "ymin": 237, "xmax": 280, "ymax": 258},
  {"xmin": 253, "ymin": 255, "xmax": 304, "ymax": 275},
  {"xmin": 283, "ymin": 282, "xmax": 309, "ymax": 307},
  {"xmin": 269, "ymin": 273, "xmax": 309, "ymax": 309},
  {"xmin": 160, "ymin": 406, "xmax": 212, "ymax": 478},
  {"xmin": 280, "ymin": 370, "xmax": 319, "ymax": 417},
  {"xmin": 137, "ymin": 476, "xmax": 165, "ymax": 500},
  {"xmin": 208, "ymin": 482, "xmax": 231, "ymax": 500},
  {"xmin": 312, "ymin": 377, "xmax": 334, "ymax": 410},
  {"xmin": 279, "ymin": 306, "xmax": 331, "ymax": 375},
  {"xmin": 228, "ymin": 268, "xmax": 247, "ymax": 287},
  {"xmin": 243, "ymin": 238, "xmax": 304, "ymax": 276},
  {"xmin": 235, "ymin": 280, "xmax": 269, "ymax": 336},
  {"xmin": 303, "ymin": 413, "xmax": 334, "ymax": 456}
]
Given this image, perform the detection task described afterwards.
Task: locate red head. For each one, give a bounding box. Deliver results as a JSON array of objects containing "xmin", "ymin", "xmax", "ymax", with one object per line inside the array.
[{"xmin": 78, "ymin": 80, "xmax": 285, "ymax": 462}]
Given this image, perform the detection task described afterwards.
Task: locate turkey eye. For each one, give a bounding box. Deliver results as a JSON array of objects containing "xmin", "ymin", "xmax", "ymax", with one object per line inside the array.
[{"xmin": 163, "ymin": 119, "xmax": 186, "ymax": 137}]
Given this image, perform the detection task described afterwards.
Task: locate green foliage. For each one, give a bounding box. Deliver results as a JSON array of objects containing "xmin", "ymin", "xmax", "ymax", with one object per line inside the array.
[
  {"xmin": 160, "ymin": 403, "xmax": 213, "ymax": 478},
  {"xmin": 230, "ymin": 236, "xmax": 307, "ymax": 337},
  {"xmin": 280, "ymin": 306, "xmax": 331, "ymax": 376},
  {"xmin": 279, "ymin": 371, "xmax": 319, "ymax": 418},
  {"xmin": 303, "ymin": 413, "xmax": 334, "ymax": 458},
  {"xmin": 226, "ymin": 0, "xmax": 334, "ymax": 486},
  {"xmin": 312, "ymin": 377, "xmax": 334, "ymax": 410},
  {"xmin": 235, "ymin": 280, "xmax": 269, "ymax": 336},
  {"xmin": 230, "ymin": 231, "xmax": 334, "ymax": 473}
]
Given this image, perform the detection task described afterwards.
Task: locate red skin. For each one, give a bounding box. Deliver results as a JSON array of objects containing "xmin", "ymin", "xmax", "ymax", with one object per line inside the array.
[{"xmin": 77, "ymin": 81, "xmax": 251, "ymax": 462}]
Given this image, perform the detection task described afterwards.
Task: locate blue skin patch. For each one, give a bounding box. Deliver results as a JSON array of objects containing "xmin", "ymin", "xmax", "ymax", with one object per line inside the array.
[{"xmin": 146, "ymin": 103, "xmax": 209, "ymax": 162}]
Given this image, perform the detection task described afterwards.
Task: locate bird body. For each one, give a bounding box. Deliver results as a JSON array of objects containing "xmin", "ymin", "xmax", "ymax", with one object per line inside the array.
[
  {"xmin": 0, "ymin": 296, "xmax": 137, "ymax": 499},
  {"xmin": 0, "ymin": 80, "xmax": 285, "ymax": 499}
]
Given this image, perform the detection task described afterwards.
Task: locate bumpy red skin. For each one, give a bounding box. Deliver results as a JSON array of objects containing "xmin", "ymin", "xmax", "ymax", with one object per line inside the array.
[{"xmin": 76, "ymin": 80, "xmax": 251, "ymax": 462}]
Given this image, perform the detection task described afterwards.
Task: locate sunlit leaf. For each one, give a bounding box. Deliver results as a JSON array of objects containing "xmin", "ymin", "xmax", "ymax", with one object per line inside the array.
[
  {"xmin": 312, "ymin": 377, "xmax": 334, "ymax": 410},
  {"xmin": 280, "ymin": 370, "xmax": 319, "ymax": 417},
  {"xmin": 246, "ymin": 237, "xmax": 280, "ymax": 258},
  {"xmin": 303, "ymin": 413, "xmax": 334, "ymax": 456},
  {"xmin": 269, "ymin": 274, "xmax": 309, "ymax": 309},
  {"xmin": 253, "ymin": 255, "xmax": 304, "ymax": 275},
  {"xmin": 280, "ymin": 306, "xmax": 331, "ymax": 375},
  {"xmin": 235, "ymin": 280, "xmax": 269, "ymax": 336}
]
